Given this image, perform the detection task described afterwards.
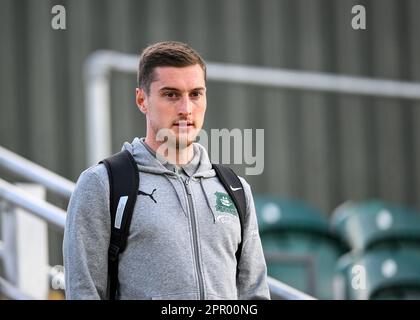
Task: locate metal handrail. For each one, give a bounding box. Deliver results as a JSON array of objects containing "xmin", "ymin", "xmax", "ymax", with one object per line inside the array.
[
  {"xmin": 0, "ymin": 146, "xmax": 75, "ymax": 199},
  {"xmin": 84, "ymin": 51, "xmax": 420, "ymax": 100},
  {"xmin": 0, "ymin": 178, "xmax": 66, "ymax": 229},
  {"xmin": 0, "ymin": 277, "xmax": 33, "ymax": 300},
  {"xmin": 207, "ymin": 63, "xmax": 420, "ymax": 100},
  {"xmin": 267, "ymin": 276, "xmax": 316, "ymax": 300},
  {"xmin": 265, "ymin": 251, "xmax": 317, "ymax": 297}
]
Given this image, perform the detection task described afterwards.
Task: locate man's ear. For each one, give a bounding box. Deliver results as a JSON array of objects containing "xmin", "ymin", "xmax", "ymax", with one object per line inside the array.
[{"xmin": 136, "ymin": 87, "xmax": 148, "ymax": 114}]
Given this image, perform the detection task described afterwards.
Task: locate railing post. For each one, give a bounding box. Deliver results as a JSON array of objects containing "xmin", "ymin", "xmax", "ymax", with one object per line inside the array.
[
  {"xmin": 1, "ymin": 184, "xmax": 50, "ymax": 299},
  {"xmin": 1, "ymin": 200, "xmax": 18, "ymax": 286}
]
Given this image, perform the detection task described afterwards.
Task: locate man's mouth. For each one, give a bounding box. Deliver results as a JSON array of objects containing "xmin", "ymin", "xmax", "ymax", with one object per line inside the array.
[{"xmin": 173, "ymin": 120, "xmax": 194, "ymax": 128}]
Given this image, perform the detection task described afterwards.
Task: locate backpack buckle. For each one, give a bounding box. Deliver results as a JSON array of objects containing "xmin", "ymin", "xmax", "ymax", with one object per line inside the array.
[{"xmin": 108, "ymin": 243, "xmax": 120, "ymax": 262}]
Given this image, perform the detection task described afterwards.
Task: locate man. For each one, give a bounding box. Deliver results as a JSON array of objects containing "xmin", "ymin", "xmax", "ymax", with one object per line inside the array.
[{"xmin": 63, "ymin": 41, "xmax": 270, "ymax": 300}]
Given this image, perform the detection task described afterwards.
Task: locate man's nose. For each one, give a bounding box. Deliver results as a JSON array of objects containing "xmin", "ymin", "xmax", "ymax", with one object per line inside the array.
[{"xmin": 178, "ymin": 95, "xmax": 192, "ymax": 116}]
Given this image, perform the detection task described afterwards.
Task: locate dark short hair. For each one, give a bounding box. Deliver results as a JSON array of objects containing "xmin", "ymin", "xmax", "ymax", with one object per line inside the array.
[{"xmin": 137, "ymin": 41, "xmax": 206, "ymax": 94}]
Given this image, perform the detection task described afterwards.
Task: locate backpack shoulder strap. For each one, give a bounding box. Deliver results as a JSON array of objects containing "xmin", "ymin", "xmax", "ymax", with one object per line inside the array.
[
  {"xmin": 99, "ymin": 150, "xmax": 139, "ymax": 300},
  {"xmin": 212, "ymin": 164, "xmax": 247, "ymax": 264}
]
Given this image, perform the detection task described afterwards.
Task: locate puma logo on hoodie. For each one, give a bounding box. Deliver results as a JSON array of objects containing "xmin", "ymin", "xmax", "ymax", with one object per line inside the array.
[{"xmin": 138, "ymin": 188, "xmax": 157, "ymax": 203}]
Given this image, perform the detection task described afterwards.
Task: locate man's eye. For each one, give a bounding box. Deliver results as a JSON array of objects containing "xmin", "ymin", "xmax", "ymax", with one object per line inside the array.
[
  {"xmin": 164, "ymin": 92, "xmax": 177, "ymax": 98},
  {"xmin": 190, "ymin": 91, "xmax": 201, "ymax": 97}
]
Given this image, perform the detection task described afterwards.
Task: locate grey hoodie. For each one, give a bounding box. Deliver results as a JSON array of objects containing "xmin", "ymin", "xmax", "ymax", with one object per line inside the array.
[{"xmin": 63, "ymin": 138, "xmax": 270, "ymax": 300}]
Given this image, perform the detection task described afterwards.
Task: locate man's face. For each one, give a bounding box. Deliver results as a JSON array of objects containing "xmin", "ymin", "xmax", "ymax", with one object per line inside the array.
[{"xmin": 136, "ymin": 64, "xmax": 207, "ymax": 149}]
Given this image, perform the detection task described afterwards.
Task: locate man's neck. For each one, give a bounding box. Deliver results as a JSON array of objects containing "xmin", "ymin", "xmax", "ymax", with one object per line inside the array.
[{"xmin": 144, "ymin": 137, "xmax": 194, "ymax": 165}]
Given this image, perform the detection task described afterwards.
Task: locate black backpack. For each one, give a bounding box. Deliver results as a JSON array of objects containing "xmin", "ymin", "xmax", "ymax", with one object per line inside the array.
[{"xmin": 100, "ymin": 150, "xmax": 247, "ymax": 300}]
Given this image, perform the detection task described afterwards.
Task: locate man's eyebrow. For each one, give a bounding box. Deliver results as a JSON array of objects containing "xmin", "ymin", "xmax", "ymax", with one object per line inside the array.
[
  {"xmin": 159, "ymin": 87, "xmax": 180, "ymax": 92},
  {"xmin": 159, "ymin": 87, "xmax": 206, "ymax": 92},
  {"xmin": 190, "ymin": 87, "xmax": 206, "ymax": 92}
]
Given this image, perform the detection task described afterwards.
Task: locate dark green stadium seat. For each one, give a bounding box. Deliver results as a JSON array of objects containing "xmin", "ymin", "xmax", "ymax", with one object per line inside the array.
[
  {"xmin": 330, "ymin": 200, "xmax": 420, "ymax": 253},
  {"xmin": 255, "ymin": 196, "xmax": 347, "ymax": 299},
  {"xmin": 255, "ymin": 197, "xmax": 329, "ymax": 234},
  {"xmin": 338, "ymin": 249, "xmax": 420, "ymax": 300}
]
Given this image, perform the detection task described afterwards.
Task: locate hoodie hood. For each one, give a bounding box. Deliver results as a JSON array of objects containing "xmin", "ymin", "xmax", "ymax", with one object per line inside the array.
[{"xmin": 122, "ymin": 137, "xmax": 215, "ymax": 178}]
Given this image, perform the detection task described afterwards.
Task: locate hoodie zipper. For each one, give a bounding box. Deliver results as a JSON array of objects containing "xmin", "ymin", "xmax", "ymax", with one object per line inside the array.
[{"xmin": 183, "ymin": 177, "xmax": 205, "ymax": 300}]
